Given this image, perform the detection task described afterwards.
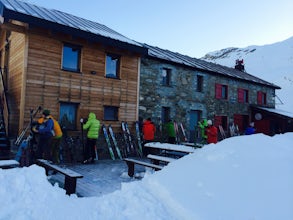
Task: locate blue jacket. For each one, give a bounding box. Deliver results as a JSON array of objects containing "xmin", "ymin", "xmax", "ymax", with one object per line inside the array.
[
  {"xmin": 38, "ymin": 118, "xmax": 54, "ymax": 138},
  {"xmin": 245, "ymin": 126, "xmax": 255, "ymax": 135}
]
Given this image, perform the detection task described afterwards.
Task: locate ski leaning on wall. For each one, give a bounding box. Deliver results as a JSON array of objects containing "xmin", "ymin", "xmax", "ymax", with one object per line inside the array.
[
  {"xmin": 218, "ymin": 125, "xmax": 226, "ymax": 140},
  {"xmin": 102, "ymin": 124, "xmax": 115, "ymax": 160},
  {"xmin": 125, "ymin": 122, "xmax": 140, "ymax": 157},
  {"xmin": 174, "ymin": 121, "xmax": 180, "ymax": 144},
  {"xmin": 179, "ymin": 122, "xmax": 188, "ymax": 142},
  {"xmin": 121, "ymin": 121, "xmax": 131, "ymax": 156},
  {"xmin": 108, "ymin": 125, "xmax": 122, "ymax": 160},
  {"xmin": 135, "ymin": 121, "xmax": 143, "ymax": 157}
]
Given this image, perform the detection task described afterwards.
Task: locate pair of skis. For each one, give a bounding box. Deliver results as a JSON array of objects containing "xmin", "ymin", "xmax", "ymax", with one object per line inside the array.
[
  {"xmin": 121, "ymin": 121, "xmax": 143, "ymax": 157},
  {"xmin": 102, "ymin": 124, "xmax": 122, "ymax": 160},
  {"xmin": 174, "ymin": 121, "xmax": 188, "ymax": 144}
]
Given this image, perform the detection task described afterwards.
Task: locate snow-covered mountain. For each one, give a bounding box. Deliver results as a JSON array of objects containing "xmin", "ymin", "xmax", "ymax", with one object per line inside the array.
[{"xmin": 201, "ymin": 36, "xmax": 293, "ymax": 113}]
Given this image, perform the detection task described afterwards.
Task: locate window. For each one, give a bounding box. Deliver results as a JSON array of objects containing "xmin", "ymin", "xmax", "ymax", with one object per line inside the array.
[
  {"xmin": 214, "ymin": 115, "xmax": 228, "ymax": 130},
  {"xmin": 62, "ymin": 44, "xmax": 81, "ymax": 72},
  {"xmin": 106, "ymin": 54, "xmax": 120, "ymax": 79},
  {"xmin": 59, "ymin": 102, "xmax": 79, "ymax": 130},
  {"xmin": 215, "ymin": 83, "xmax": 228, "ymax": 99},
  {"xmin": 196, "ymin": 75, "xmax": 203, "ymax": 92},
  {"xmin": 238, "ymin": 88, "xmax": 249, "ymax": 103},
  {"xmin": 104, "ymin": 106, "xmax": 119, "ymax": 121},
  {"xmin": 161, "ymin": 107, "xmax": 170, "ymax": 123},
  {"xmin": 257, "ymin": 91, "xmax": 267, "ymax": 105},
  {"xmin": 162, "ymin": 68, "xmax": 171, "ymax": 86}
]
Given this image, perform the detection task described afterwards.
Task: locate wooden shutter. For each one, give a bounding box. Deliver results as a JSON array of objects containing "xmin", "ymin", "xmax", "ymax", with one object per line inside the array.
[
  {"xmin": 238, "ymin": 88, "xmax": 244, "ymax": 103},
  {"xmin": 257, "ymin": 91, "xmax": 262, "ymax": 104},
  {"xmin": 215, "ymin": 84, "xmax": 222, "ymax": 99}
]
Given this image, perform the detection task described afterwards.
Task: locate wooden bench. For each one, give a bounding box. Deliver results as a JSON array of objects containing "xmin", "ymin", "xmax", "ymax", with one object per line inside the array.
[
  {"xmin": 147, "ymin": 154, "xmax": 176, "ymax": 165},
  {"xmin": 123, "ymin": 158, "xmax": 163, "ymax": 177},
  {"xmin": 36, "ymin": 159, "xmax": 83, "ymax": 195},
  {"xmin": 0, "ymin": 160, "xmax": 20, "ymax": 169}
]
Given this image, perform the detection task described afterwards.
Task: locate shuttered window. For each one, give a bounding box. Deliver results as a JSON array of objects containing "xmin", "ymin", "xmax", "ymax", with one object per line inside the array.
[
  {"xmin": 238, "ymin": 88, "xmax": 249, "ymax": 103},
  {"xmin": 257, "ymin": 91, "xmax": 267, "ymax": 105},
  {"xmin": 215, "ymin": 83, "xmax": 228, "ymax": 99}
]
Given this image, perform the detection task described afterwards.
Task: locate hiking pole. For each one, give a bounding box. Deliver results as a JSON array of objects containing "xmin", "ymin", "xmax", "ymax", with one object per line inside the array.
[{"xmin": 80, "ymin": 118, "xmax": 85, "ymax": 160}]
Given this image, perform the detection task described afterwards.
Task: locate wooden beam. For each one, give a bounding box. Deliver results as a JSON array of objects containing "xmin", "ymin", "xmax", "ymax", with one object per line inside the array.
[{"xmin": 0, "ymin": 22, "xmax": 27, "ymax": 33}]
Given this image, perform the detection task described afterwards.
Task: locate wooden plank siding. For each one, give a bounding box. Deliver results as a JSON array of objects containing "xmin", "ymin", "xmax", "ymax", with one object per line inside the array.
[{"xmin": 5, "ymin": 27, "xmax": 141, "ymax": 137}]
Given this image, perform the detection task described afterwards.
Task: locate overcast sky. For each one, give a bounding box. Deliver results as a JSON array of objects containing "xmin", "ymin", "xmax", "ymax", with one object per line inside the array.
[{"xmin": 25, "ymin": 0, "xmax": 293, "ymax": 58}]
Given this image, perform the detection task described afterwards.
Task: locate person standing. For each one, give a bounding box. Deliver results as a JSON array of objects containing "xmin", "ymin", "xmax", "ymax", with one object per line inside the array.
[
  {"xmin": 198, "ymin": 119, "xmax": 208, "ymax": 144},
  {"xmin": 206, "ymin": 120, "xmax": 218, "ymax": 144},
  {"xmin": 164, "ymin": 119, "xmax": 176, "ymax": 144},
  {"xmin": 37, "ymin": 110, "xmax": 63, "ymax": 164},
  {"xmin": 245, "ymin": 122, "xmax": 256, "ymax": 135},
  {"xmin": 142, "ymin": 118, "xmax": 156, "ymax": 156},
  {"xmin": 81, "ymin": 112, "xmax": 100, "ymax": 164},
  {"xmin": 33, "ymin": 109, "xmax": 54, "ymax": 160}
]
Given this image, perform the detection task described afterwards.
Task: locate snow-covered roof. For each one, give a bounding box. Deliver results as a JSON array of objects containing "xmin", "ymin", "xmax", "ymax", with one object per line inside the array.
[
  {"xmin": 255, "ymin": 106, "xmax": 293, "ymax": 118},
  {"xmin": 0, "ymin": 0, "xmax": 146, "ymax": 54},
  {"xmin": 144, "ymin": 44, "xmax": 280, "ymax": 89}
]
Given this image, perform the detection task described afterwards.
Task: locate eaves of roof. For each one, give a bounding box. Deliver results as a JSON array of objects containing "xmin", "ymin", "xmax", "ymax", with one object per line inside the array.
[
  {"xmin": 143, "ymin": 44, "xmax": 281, "ymax": 90},
  {"xmin": 0, "ymin": 0, "xmax": 147, "ymax": 55}
]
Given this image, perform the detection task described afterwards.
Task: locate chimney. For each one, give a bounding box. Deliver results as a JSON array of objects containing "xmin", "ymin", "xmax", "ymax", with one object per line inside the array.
[{"xmin": 235, "ymin": 59, "xmax": 245, "ymax": 72}]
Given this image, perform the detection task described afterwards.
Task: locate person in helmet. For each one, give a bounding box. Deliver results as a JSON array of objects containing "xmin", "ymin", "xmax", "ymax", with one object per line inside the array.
[{"xmin": 206, "ymin": 119, "xmax": 218, "ymax": 144}]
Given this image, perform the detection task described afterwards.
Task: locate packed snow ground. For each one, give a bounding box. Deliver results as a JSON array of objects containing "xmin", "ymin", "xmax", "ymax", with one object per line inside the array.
[{"xmin": 0, "ymin": 133, "xmax": 292, "ymax": 220}]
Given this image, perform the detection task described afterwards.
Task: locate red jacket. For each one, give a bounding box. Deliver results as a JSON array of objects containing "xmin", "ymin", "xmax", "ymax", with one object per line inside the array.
[
  {"xmin": 206, "ymin": 125, "xmax": 218, "ymax": 144},
  {"xmin": 142, "ymin": 121, "xmax": 156, "ymax": 141}
]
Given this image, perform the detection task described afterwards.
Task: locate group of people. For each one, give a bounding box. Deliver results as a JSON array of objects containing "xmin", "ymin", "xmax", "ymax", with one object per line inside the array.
[
  {"xmin": 32, "ymin": 110, "xmax": 255, "ymax": 163},
  {"xmin": 141, "ymin": 117, "xmax": 219, "ymax": 157},
  {"xmin": 32, "ymin": 110, "xmax": 101, "ymax": 165},
  {"xmin": 197, "ymin": 119, "xmax": 218, "ymax": 144},
  {"xmin": 32, "ymin": 109, "xmax": 63, "ymax": 163}
]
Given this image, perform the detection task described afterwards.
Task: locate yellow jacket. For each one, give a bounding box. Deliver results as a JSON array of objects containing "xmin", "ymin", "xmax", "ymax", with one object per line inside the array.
[{"xmin": 38, "ymin": 116, "xmax": 63, "ymax": 138}]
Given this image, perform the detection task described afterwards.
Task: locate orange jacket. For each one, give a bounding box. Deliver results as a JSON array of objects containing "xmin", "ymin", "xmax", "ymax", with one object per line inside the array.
[
  {"xmin": 142, "ymin": 120, "xmax": 156, "ymax": 141},
  {"xmin": 38, "ymin": 116, "xmax": 63, "ymax": 138}
]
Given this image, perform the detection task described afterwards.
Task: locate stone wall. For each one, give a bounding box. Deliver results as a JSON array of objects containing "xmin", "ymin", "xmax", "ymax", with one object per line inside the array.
[{"xmin": 139, "ymin": 57, "xmax": 276, "ymax": 141}]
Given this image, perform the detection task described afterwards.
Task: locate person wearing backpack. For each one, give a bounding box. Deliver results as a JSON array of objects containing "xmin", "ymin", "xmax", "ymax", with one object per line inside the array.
[
  {"xmin": 33, "ymin": 109, "xmax": 54, "ymax": 160},
  {"xmin": 37, "ymin": 109, "xmax": 63, "ymax": 163}
]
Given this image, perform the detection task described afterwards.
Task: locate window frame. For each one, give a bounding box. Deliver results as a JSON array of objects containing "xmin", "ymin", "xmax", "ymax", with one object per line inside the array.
[
  {"xmin": 62, "ymin": 43, "xmax": 81, "ymax": 73},
  {"xmin": 196, "ymin": 75, "xmax": 203, "ymax": 92},
  {"xmin": 257, "ymin": 91, "xmax": 267, "ymax": 105},
  {"xmin": 59, "ymin": 102, "xmax": 79, "ymax": 130},
  {"xmin": 162, "ymin": 68, "xmax": 171, "ymax": 86},
  {"xmin": 215, "ymin": 83, "xmax": 228, "ymax": 100},
  {"xmin": 105, "ymin": 53, "xmax": 121, "ymax": 79},
  {"xmin": 103, "ymin": 105, "xmax": 119, "ymax": 121},
  {"xmin": 238, "ymin": 88, "xmax": 249, "ymax": 103}
]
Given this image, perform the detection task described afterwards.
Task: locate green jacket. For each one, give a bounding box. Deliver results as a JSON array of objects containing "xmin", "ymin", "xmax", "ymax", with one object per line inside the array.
[
  {"xmin": 198, "ymin": 119, "xmax": 208, "ymax": 139},
  {"xmin": 83, "ymin": 112, "xmax": 100, "ymax": 139},
  {"xmin": 165, "ymin": 121, "xmax": 176, "ymax": 137}
]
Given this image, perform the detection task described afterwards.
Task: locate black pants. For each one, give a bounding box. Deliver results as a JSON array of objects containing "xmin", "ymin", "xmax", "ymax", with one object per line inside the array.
[
  {"xmin": 84, "ymin": 138, "xmax": 96, "ymax": 160},
  {"xmin": 36, "ymin": 136, "xmax": 52, "ymax": 160},
  {"xmin": 168, "ymin": 136, "xmax": 176, "ymax": 144}
]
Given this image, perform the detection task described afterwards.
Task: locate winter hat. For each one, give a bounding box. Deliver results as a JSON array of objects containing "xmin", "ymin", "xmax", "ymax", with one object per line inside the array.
[
  {"xmin": 42, "ymin": 109, "xmax": 50, "ymax": 116},
  {"xmin": 207, "ymin": 120, "xmax": 212, "ymax": 125},
  {"xmin": 250, "ymin": 122, "xmax": 255, "ymax": 127}
]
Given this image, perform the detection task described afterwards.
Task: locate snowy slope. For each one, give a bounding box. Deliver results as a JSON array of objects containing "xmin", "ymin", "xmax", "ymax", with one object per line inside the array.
[{"xmin": 201, "ymin": 36, "xmax": 293, "ymax": 112}]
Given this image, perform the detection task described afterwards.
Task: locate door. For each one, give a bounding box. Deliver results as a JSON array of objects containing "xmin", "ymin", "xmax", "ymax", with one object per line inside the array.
[{"xmin": 189, "ymin": 110, "xmax": 201, "ymax": 143}]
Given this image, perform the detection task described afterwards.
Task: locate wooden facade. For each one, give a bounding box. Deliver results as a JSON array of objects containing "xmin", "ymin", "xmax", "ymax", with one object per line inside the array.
[{"xmin": 1, "ymin": 22, "xmax": 143, "ymax": 137}]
